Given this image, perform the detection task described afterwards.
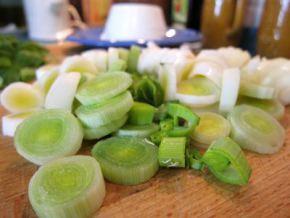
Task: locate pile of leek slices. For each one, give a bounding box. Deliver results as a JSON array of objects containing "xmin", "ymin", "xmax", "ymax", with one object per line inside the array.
[{"xmin": 0, "ymin": 45, "xmax": 289, "ymax": 217}]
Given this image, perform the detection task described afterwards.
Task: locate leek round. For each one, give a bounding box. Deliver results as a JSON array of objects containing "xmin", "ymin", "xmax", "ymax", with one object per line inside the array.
[
  {"xmin": 76, "ymin": 91, "xmax": 133, "ymax": 128},
  {"xmin": 192, "ymin": 112, "xmax": 231, "ymax": 147},
  {"xmin": 228, "ymin": 105, "xmax": 285, "ymax": 154},
  {"xmin": 92, "ymin": 137, "xmax": 159, "ymax": 185},
  {"xmin": 239, "ymin": 81, "xmax": 274, "ymax": 99},
  {"xmin": 76, "ymin": 71, "xmax": 132, "ymax": 105},
  {"xmin": 60, "ymin": 55, "xmax": 98, "ymax": 74},
  {"xmin": 81, "ymin": 49, "xmax": 108, "ymax": 72},
  {"xmin": 0, "ymin": 82, "xmax": 44, "ymax": 113},
  {"xmin": 45, "ymin": 72, "xmax": 81, "ymax": 111},
  {"xmin": 15, "ymin": 109, "xmax": 83, "ymax": 165},
  {"xmin": 29, "ymin": 155, "xmax": 105, "ymax": 218}
]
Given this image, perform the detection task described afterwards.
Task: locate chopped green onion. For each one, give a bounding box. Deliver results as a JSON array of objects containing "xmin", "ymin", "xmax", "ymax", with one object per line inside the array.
[
  {"xmin": 116, "ymin": 123, "xmax": 159, "ymax": 138},
  {"xmin": 15, "ymin": 109, "xmax": 83, "ymax": 165},
  {"xmin": 128, "ymin": 102, "xmax": 157, "ymax": 125},
  {"xmin": 92, "ymin": 137, "xmax": 159, "ymax": 185},
  {"xmin": 202, "ymin": 137, "xmax": 252, "ymax": 185},
  {"xmin": 29, "ymin": 155, "xmax": 105, "ymax": 218},
  {"xmin": 158, "ymin": 137, "xmax": 186, "ymax": 168},
  {"xmin": 76, "ymin": 71, "xmax": 132, "ymax": 105},
  {"xmin": 228, "ymin": 105, "xmax": 285, "ymax": 154}
]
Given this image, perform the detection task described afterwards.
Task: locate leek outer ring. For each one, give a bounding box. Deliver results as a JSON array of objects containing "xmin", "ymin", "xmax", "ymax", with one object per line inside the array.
[
  {"xmin": 84, "ymin": 115, "xmax": 128, "ymax": 140},
  {"xmin": 15, "ymin": 109, "xmax": 83, "ymax": 165},
  {"xmin": 92, "ymin": 137, "xmax": 159, "ymax": 185},
  {"xmin": 228, "ymin": 105, "xmax": 285, "ymax": 154},
  {"xmin": 29, "ymin": 155, "xmax": 105, "ymax": 218},
  {"xmin": 116, "ymin": 123, "xmax": 160, "ymax": 138},
  {"xmin": 76, "ymin": 71, "xmax": 132, "ymax": 105},
  {"xmin": 76, "ymin": 91, "xmax": 133, "ymax": 128}
]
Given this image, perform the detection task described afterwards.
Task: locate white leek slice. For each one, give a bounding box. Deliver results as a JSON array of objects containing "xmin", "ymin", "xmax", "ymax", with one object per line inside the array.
[
  {"xmin": 29, "ymin": 155, "xmax": 105, "ymax": 218},
  {"xmin": 81, "ymin": 49, "xmax": 108, "ymax": 72},
  {"xmin": 36, "ymin": 64, "xmax": 58, "ymax": 80},
  {"xmin": 15, "ymin": 109, "xmax": 83, "ymax": 165},
  {"xmin": 138, "ymin": 48, "xmax": 161, "ymax": 74},
  {"xmin": 189, "ymin": 61, "xmax": 223, "ymax": 86},
  {"xmin": 158, "ymin": 64, "xmax": 177, "ymax": 101},
  {"xmin": 108, "ymin": 47, "xmax": 120, "ymax": 70},
  {"xmin": 196, "ymin": 50, "xmax": 228, "ymax": 68},
  {"xmin": 45, "ymin": 72, "xmax": 81, "ymax": 111},
  {"xmin": 0, "ymin": 82, "xmax": 44, "ymax": 113},
  {"xmin": 239, "ymin": 81, "xmax": 275, "ymax": 99},
  {"xmin": 219, "ymin": 68, "xmax": 240, "ymax": 113},
  {"xmin": 2, "ymin": 110, "xmax": 37, "ymax": 137},
  {"xmin": 176, "ymin": 76, "xmax": 220, "ymax": 107},
  {"xmin": 228, "ymin": 105, "xmax": 285, "ymax": 154},
  {"xmin": 37, "ymin": 69, "xmax": 59, "ymax": 94},
  {"xmin": 60, "ymin": 55, "xmax": 98, "ymax": 74},
  {"xmin": 217, "ymin": 47, "xmax": 250, "ymax": 68}
]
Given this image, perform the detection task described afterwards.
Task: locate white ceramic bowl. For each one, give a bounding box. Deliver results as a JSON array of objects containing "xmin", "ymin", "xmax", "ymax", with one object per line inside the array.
[{"xmin": 101, "ymin": 3, "xmax": 167, "ymax": 41}]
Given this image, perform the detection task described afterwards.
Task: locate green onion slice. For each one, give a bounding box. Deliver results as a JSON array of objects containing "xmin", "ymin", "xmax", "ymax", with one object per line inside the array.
[
  {"xmin": 116, "ymin": 123, "xmax": 159, "ymax": 138},
  {"xmin": 202, "ymin": 137, "xmax": 252, "ymax": 185},
  {"xmin": 29, "ymin": 155, "xmax": 105, "ymax": 218},
  {"xmin": 237, "ymin": 96, "xmax": 285, "ymax": 120},
  {"xmin": 228, "ymin": 105, "xmax": 285, "ymax": 154},
  {"xmin": 76, "ymin": 71, "xmax": 132, "ymax": 105},
  {"xmin": 84, "ymin": 115, "xmax": 128, "ymax": 140},
  {"xmin": 15, "ymin": 109, "xmax": 83, "ymax": 165},
  {"xmin": 76, "ymin": 91, "xmax": 133, "ymax": 128},
  {"xmin": 158, "ymin": 137, "xmax": 186, "ymax": 168},
  {"xmin": 191, "ymin": 112, "xmax": 231, "ymax": 147},
  {"xmin": 128, "ymin": 102, "xmax": 157, "ymax": 125},
  {"xmin": 92, "ymin": 137, "xmax": 159, "ymax": 185}
]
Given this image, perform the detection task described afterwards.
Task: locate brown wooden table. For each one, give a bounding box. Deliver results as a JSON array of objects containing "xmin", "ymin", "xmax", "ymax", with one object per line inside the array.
[{"xmin": 0, "ymin": 44, "xmax": 289, "ymax": 217}]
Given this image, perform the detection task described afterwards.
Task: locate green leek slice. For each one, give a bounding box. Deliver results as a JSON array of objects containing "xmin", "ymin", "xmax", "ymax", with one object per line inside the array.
[
  {"xmin": 237, "ymin": 96, "xmax": 285, "ymax": 120},
  {"xmin": 92, "ymin": 137, "xmax": 159, "ymax": 185},
  {"xmin": 202, "ymin": 137, "xmax": 252, "ymax": 185},
  {"xmin": 0, "ymin": 82, "xmax": 44, "ymax": 113},
  {"xmin": 75, "ymin": 91, "xmax": 133, "ymax": 128},
  {"xmin": 191, "ymin": 112, "xmax": 231, "ymax": 147},
  {"xmin": 76, "ymin": 72, "xmax": 132, "ymax": 105},
  {"xmin": 29, "ymin": 155, "xmax": 105, "ymax": 218},
  {"xmin": 158, "ymin": 137, "xmax": 186, "ymax": 168},
  {"xmin": 116, "ymin": 123, "xmax": 159, "ymax": 137},
  {"xmin": 228, "ymin": 105, "xmax": 285, "ymax": 154},
  {"xmin": 128, "ymin": 102, "xmax": 157, "ymax": 125},
  {"xmin": 84, "ymin": 115, "xmax": 128, "ymax": 140},
  {"xmin": 15, "ymin": 109, "xmax": 83, "ymax": 165},
  {"xmin": 128, "ymin": 46, "xmax": 141, "ymax": 73},
  {"xmin": 239, "ymin": 81, "xmax": 275, "ymax": 99}
]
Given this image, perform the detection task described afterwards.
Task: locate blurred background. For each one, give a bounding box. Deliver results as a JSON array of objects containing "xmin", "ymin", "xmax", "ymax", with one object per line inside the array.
[{"xmin": 0, "ymin": 0, "xmax": 289, "ymax": 58}]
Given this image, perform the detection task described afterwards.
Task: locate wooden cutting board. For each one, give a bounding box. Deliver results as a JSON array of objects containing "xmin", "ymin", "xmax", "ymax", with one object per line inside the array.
[{"xmin": 0, "ymin": 106, "xmax": 290, "ymax": 218}]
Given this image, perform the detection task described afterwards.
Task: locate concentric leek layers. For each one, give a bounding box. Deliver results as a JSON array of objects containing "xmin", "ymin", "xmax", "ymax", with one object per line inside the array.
[
  {"xmin": 29, "ymin": 155, "xmax": 106, "ymax": 218},
  {"xmin": 228, "ymin": 105, "xmax": 285, "ymax": 154},
  {"xmin": 15, "ymin": 109, "xmax": 83, "ymax": 165},
  {"xmin": 192, "ymin": 112, "xmax": 231, "ymax": 147},
  {"xmin": 76, "ymin": 71, "xmax": 132, "ymax": 105},
  {"xmin": 76, "ymin": 91, "xmax": 133, "ymax": 128},
  {"xmin": 84, "ymin": 115, "xmax": 128, "ymax": 140},
  {"xmin": 92, "ymin": 137, "xmax": 159, "ymax": 185},
  {"xmin": 202, "ymin": 137, "xmax": 252, "ymax": 185}
]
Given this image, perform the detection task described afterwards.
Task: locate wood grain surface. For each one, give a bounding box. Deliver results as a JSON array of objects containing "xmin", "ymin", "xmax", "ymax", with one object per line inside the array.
[{"xmin": 0, "ymin": 106, "xmax": 290, "ymax": 218}]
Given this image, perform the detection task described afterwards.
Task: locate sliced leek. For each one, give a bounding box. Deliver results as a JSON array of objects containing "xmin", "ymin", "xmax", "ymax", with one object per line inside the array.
[
  {"xmin": 116, "ymin": 123, "xmax": 159, "ymax": 137},
  {"xmin": 81, "ymin": 49, "xmax": 108, "ymax": 72},
  {"xmin": 15, "ymin": 109, "xmax": 83, "ymax": 165},
  {"xmin": 76, "ymin": 91, "xmax": 133, "ymax": 128},
  {"xmin": 176, "ymin": 76, "xmax": 220, "ymax": 107},
  {"xmin": 92, "ymin": 137, "xmax": 159, "ymax": 185},
  {"xmin": 202, "ymin": 137, "xmax": 252, "ymax": 185},
  {"xmin": 158, "ymin": 63, "xmax": 177, "ymax": 101},
  {"xmin": 37, "ymin": 68, "xmax": 59, "ymax": 93},
  {"xmin": 84, "ymin": 115, "xmax": 127, "ymax": 140},
  {"xmin": 0, "ymin": 82, "xmax": 44, "ymax": 113},
  {"xmin": 108, "ymin": 48, "xmax": 120, "ymax": 71},
  {"xmin": 128, "ymin": 46, "xmax": 141, "ymax": 73},
  {"xmin": 239, "ymin": 81, "xmax": 275, "ymax": 99},
  {"xmin": 128, "ymin": 102, "xmax": 157, "ymax": 125},
  {"xmin": 76, "ymin": 72, "xmax": 132, "ymax": 105},
  {"xmin": 29, "ymin": 155, "xmax": 105, "ymax": 218},
  {"xmin": 36, "ymin": 64, "xmax": 58, "ymax": 80},
  {"xmin": 60, "ymin": 55, "xmax": 98, "ymax": 74},
  {"xmin": 45, "ymin": 72, "xmax": 81, "ymax": 111},
  {"xmin": 237, "ymin": 96, "xmax": 285, "ymax": 120},
  {"xmin": 219, "ymin": 68, "xmax": 240, "ymax": 114},
  {"xmin": 158, "ymin": 137, "xmax": 186, "ymax": 168},
  {"xmin": 191, "ymin": 112, "xmax": 231, "ymax": 147},
  {"xmin": 228, "ymin": 105, "xmax": 285, "ymax": 154},
  {"xmin": 2, "ymin": 110, "xmax": 36, "ymax": 137}
]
